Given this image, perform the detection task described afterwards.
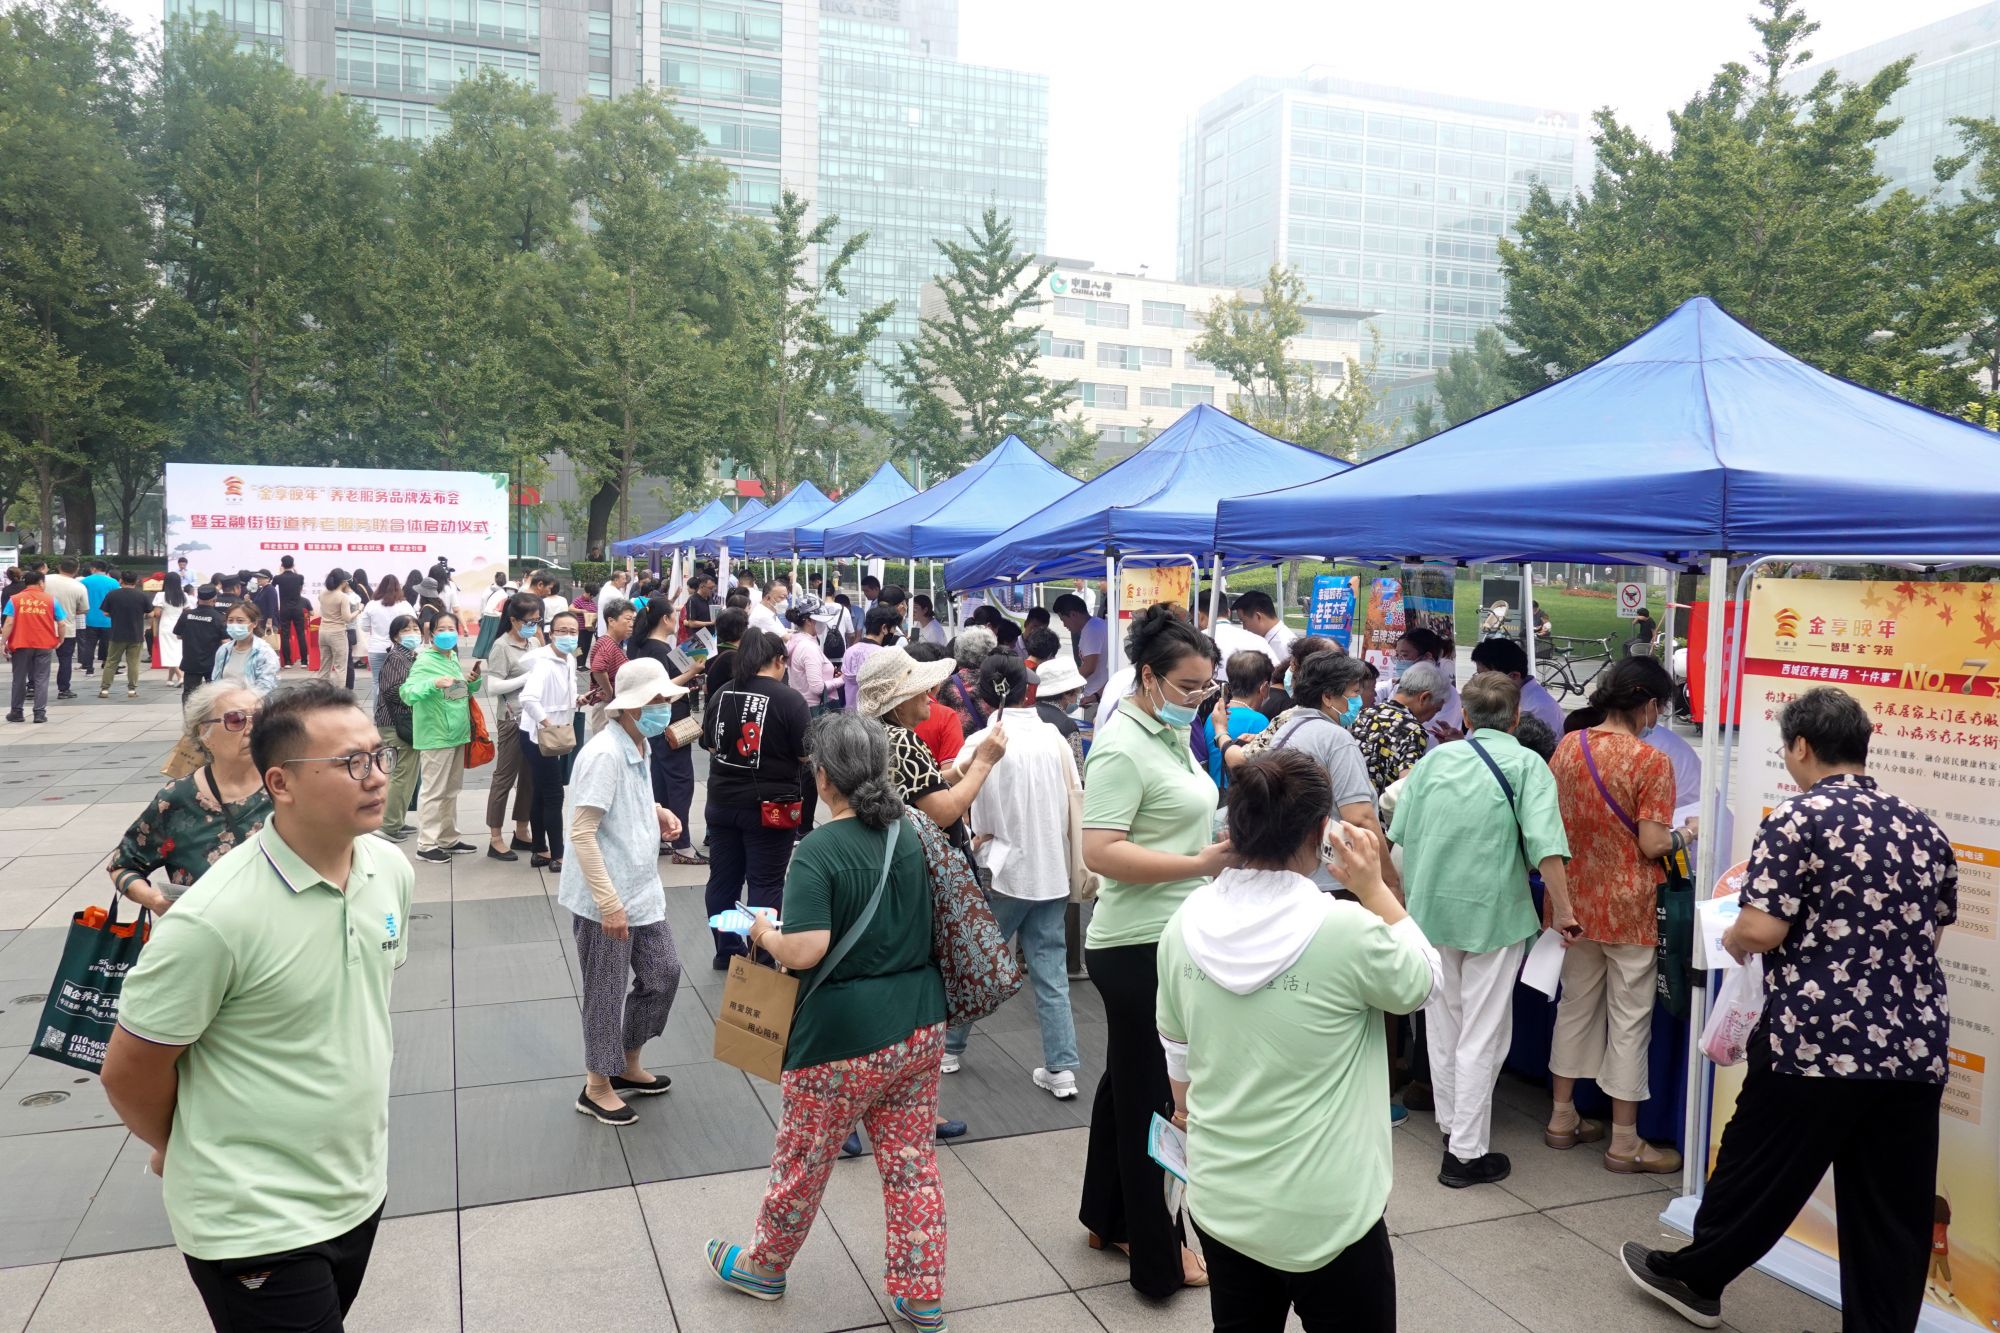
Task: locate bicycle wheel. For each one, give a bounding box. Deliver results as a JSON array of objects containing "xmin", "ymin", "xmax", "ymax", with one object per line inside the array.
[{"xmin": 1537, "ymin": 655, "xmax": 1575, "ymax": 699}]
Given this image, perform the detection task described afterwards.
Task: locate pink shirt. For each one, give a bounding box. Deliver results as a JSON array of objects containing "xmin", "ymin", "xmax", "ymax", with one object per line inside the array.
[{"xmin": 786, "ymin": 631, "xmax": 836, "ymax": 704}]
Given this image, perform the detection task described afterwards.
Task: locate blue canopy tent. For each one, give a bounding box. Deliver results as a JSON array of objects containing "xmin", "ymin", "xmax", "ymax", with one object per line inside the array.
[
  {"xmin": 820, "ymin": 435, "xmax": 1082, "ymax": 560},
  {"xmin": 690, "ymin": 498, "xmax": 768, "ymax": 557},
  {"xmin": 608, "ymin": 509, "xmax": 693, "ymax": 559},
  {"xmin": 1212, "ymin": 297, "xmax": 2000, "ymax": 1301},
  {"xmin": 740, "ymin": 481, "xmax": 835, "ymax": 562},
  {"xmin": 792, "ymin": 463, "xmax": 916, "ymax": 557}
]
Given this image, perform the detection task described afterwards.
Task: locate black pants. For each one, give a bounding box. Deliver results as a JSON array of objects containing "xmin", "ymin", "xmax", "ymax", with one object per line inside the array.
[
  {"xmin": 276, "ymin": 606, "xmax": 310, "ymax": 666},
  {"xmin": 75, "ymin": 625, "xmax": 104, "ymax": 673},
  {"xmin": 55, "ymin": 637, "xmax": 75, "ymax": 694},
  {"xmin": 650, "ymin": 735, "xmax": 695, "ymax": 851},
  {"xmin": 519, "ymin": 730, "xmax": 567, "ymax": 859},
  {"xmin": 1656, "ymin": 1064, "xmax": 1941, "ymax": 1332},
  {"xmin": 345, "ymin": 628, "xmax": 358, "ymax": 691},
  {"xmin": 1194, "ymin": 1216, "xmax": 1394, "ymax": 1333},
  {"xmin": 1080, "ymin": 941, "xmax": 1186, "ymax": 1298},
  {"xmin": 182, "ymin": 654, "xmax": 213, "ymax": 702},
  {"xmin": 184, "ymin": 1201, "xmax": 383, "ymax": 1332},
  {"xmin": 703, "ymin": 801, "xmax": 790, "ymax": 963}
]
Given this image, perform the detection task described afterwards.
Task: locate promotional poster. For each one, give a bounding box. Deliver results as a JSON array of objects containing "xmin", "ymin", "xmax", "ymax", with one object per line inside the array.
[{"xmin": 1308, "ymin": 575, "xmax": 1358, "ymax": 649}]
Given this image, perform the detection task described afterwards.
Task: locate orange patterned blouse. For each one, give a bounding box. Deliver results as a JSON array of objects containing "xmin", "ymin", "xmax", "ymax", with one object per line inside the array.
[{"xmin": 1548, "ymin": 728, "xmax": 1675, "ymax": 947}]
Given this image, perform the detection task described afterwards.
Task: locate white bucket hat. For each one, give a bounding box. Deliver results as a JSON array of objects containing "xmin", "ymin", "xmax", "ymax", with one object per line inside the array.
[
  {"xmin": 1032, "ymin": 654, "xmax": 1086, "ymax": 696},
  {"xmin": 607, "ymin": 657, "xmax": 688, "ymax": 712},
  {"xmin": 856, "ymin": 647, "xmax": 954, "ymax": 718}
]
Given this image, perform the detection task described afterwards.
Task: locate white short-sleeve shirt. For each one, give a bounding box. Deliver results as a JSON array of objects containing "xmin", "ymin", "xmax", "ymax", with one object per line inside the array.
[
  {"xmin": 1076, "ymin": 616, "xmax": 1109, "ymax": 696},
  {"xmin": 556, "ymin": 726, "xmax": 665, "ymax": 925}
]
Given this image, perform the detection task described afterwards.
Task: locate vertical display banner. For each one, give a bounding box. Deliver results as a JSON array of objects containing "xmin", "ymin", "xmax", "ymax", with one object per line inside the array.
[
  {"xmin": 1307, "ymin": 575, "xmax": 1358, "ymax": 649},
  {"xmin": 1713, "ymin": 576, "xmax": 1998, "ymax": 1330},
  {"xmin": 165, "ymin": 464, "xmax": 509, "ymax": 614},
  {"xmin": 1118, "ymin": 564, "xmax": 1193, "ymax": 621},
  {"xmin": 1401, "ymin": 563, "xmax": 1458, "ymax": 659},
  {"xmin": 1479, "ymin": 572, "xmax": 1527, "ymax": 643},
  {"xmin": 1363, "ymin": 576, "xmax": 1406, "ymax": 682}
]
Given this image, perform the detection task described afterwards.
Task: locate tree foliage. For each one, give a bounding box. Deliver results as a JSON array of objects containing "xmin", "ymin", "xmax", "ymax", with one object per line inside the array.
[
  {"xmin": 884, "ymin": 208, "xmax": 1074, "ymax": 477},
  {"xmin": 1435, "ymin": 327, "xmax": 1515, "ymax": 426}
]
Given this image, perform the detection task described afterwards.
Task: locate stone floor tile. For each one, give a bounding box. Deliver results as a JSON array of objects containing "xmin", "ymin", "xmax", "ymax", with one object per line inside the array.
[
  {"xmin": 0, "ymin": 930, "xmax": 64, "ymax": 988},
  {"xmin": 1074, "ymin": 1278, "xmax": 1217, "ymax": 1332},
  {"xmin": 0, "ymin": 1056, "xmax": 119, "ymax": 1137},
  {"xmin": 636, "ymin": 1166, "xmax": 883, "ymax": 1333},
  {"xmin": 1392, "ymin": 1237, "xmax": 1530, "ymax": 1333},
  {"xmin": 618, "ymin": 1060, "xmax": 777, "ymax": 1185},
  {"xmin": 450, "ymin": 894, "xmax": 561, "ymax": 950},
  {"xmin": 933, "ymin": 1034, "xmax": 1087, "ymax": 1143},
  {"xmin": 346, "ymin": 1211, "xmax": 461, "ymax": 1333},
  {"xmin": 0, "ymin": 1264, "xmax": 54, "ymax": 1333},
  {"xmin": 818, "ymin": 1140, "xmax": 1065, "ymax": 1316},
  {"xmin": 390, "ymin": 1004, "xmax": 455, "ymax": 1096},
  {"xmin": 0, "ymin": 855, "xmax": 109, "ymax": 896},
  {"xmin": 389, "ymin": 942, "xmax": 454, "ymax": 1013},
  {"xmin": 949, "ymin": 1128, "xmax": 1127, "ymax": 1292},
  {"xmin": 387, "ymin": 1090, "xmax": 459, "ymax": 1218},
  {"xmin": 1384, "ymin": 1117, "xmax": 1536, "ymax": 1237},
  {"xmin": 938, "ymin": 1293, "xmax": 1107, "ymax": 1332},
  {"xmin": 64, "ymin": 1134, "xmax": 173, "ymax": 1259},
  {"xmin": 452, "ymin": 996, "xmax": 581, "ymax": 1088},
  {"xmin": 26, "ymin": 1245, "xmax": 209, "ymax": 1332},
  {"xmin": 459, "ymin": 1188, "xmax": 671, "ymax": 1333},
  {"xmin": 1401, "ymin": 1101, "xmax": 1672, "ymax": 1213},
  {"xmin": 23, "ymin": 878, "xmax": 120, "ymax": 932},
  {"xmin": 454, "ymin": 1075, "xmax": 632, "ymax": 1208},
  {"xmin": 1405, "ymin": 1211, "xmax": 1701, "ymax": 1333},
  {"xmin": 450, "ymin": 940, "xmax": 574, "ymax": 1008}
]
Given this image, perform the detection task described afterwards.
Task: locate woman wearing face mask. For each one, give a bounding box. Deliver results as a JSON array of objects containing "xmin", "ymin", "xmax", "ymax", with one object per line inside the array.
[
  {"xmin": 1078, "ymin": 606, "xmax": 1231, "ymax": 1297},
  {"xmin": 561, "ymin": 657, "xmax": 687, "ymax": 1126},
  {"xmin": 373, "ymin": 614, "xmax": 424, "ymax": 843},
  {"xmin": 481, "ymin": 592, "xmax": 544, "ymax": 861},
  {"xmin": 211, "ymin": 602, "xmax": 280, "ymax": 695},
  {"xmin": 628, "ymin": 596, "xmax": 708, "ymax": 864},
  {"xmin": 400, "ymin": 611, "xmax": 485, "ymax": 864},
  {"xmin": 1544, "ymin": 656, "xmax": 1694, "ymax": 1175},
  {"xmin": 518, "ymin": 609, "xmax": 583, "ymax": 870}
]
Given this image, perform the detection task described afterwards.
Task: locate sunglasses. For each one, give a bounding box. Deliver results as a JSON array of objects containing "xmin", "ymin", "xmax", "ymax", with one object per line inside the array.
[{"xmin": 201, "ymin": 709, "xmax": 258, "ymax": 732}]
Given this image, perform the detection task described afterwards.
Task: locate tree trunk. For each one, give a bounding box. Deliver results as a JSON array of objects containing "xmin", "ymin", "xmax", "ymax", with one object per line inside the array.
[
  {"xmin": 584, "ymin": 479, "xmax": 620, "ymax": 554},
  {"xmin": 59, "ymin": 475, "xmax": 97, "ymax": 558},
  {"xmin": 35, "ymin": 459, "xmax": 58, "ymax": 556}
]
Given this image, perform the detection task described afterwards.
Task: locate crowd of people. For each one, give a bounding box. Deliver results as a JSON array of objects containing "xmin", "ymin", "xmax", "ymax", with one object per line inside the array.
[{"xmin": 0, "ymin": 551, "xmax": 1956, "ymax": 1333}]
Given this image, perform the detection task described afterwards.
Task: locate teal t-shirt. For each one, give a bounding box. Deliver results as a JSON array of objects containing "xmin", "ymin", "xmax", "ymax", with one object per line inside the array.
[
  {"xmin": 780, "ymin": 817, "xmax": 946, "ymax": 1070},
  {"xmin": 1082, "ymin": 700, "xmax": 1219, "ymax": 949},
  {"xmin": 1156, "ymin": 896, "xmax": 1434, "ymax": 1272}
]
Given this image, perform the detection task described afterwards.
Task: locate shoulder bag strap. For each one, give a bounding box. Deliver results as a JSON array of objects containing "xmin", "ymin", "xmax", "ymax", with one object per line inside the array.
[
  {"xmin": 797, "ymin": 818, "xmax": 901, "ymax": 1007},
  {"xmin": 1466, "ymin": 736, "xmax": 1535, "ymax": 873},
  {"xmin": 1272, "ymin": 712, "xmax": 1333, "ymax": 751},
  {"xmin": 1577, "ymin": 729, "xmax": 1641, "ymax": 835},
  {"xmin": 201, "ymin": 765, "xmax": 248, "ymax": 841}
]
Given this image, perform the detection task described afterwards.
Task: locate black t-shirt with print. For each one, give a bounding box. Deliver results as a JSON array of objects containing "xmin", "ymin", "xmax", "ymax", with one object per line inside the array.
[
  {"xmin": 703, "ymin": 674, "xmax": 812, "ymax": 807},
  {"xmin": 101, "ymin": 587, "xmax": 153, "ymax": 643}
]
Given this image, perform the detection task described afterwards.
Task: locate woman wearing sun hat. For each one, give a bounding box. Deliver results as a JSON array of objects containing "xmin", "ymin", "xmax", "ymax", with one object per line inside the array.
[{"xmin": 561, "ymin": 656, "xmax": 689, "ymax": 1127}]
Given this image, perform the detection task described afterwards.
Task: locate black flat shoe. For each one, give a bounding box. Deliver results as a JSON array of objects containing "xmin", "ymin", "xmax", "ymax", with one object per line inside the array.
[
  {"xmin": 487, "ymin": 846, "xmax": 519, "ymax": 862},
  {"xmin": 575, "ymin": 1090, "xmax": 636, "ymax": 1126},
  {"xmin": 531, "ymin": 853, "xmax": 553, "ymax": 869},
  {"xmin": 611, "ymin": 1072, "xmax": 672, "ymax": 1097},
  {"xmin": 511, "ymin": 836, "xmax": 536, "ymax": 852}
]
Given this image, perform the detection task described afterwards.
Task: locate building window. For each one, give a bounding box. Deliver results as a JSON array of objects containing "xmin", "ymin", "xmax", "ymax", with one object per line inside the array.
[
  {"xmin": 688, "ymin": 106, "xmax": 781, "ymax": 161},
  {"xmin": 1055, "ymin": 296, "xmax": 1129, "ymax": 328},
  {"xmin": 171, "ymin": 0, "xmax": 283, "ymax": 41},
  {"xmin": 1142, "ymin": 299, "xmax": 1187, "ymax": 328},
  {"xmin": 335, "ymin": 32, "xmax": 539, "ymax": 95},
  {"xmin": 1098, "ymin": 424, "xmax": 1154, "ymax": 446},
  {"xmin": 587, "ymin": 11, "xmax": 610, "ymax": 56},
  {"xmin": 588, "ymin": 70, "xmax": 611, "ymax": 99},
  {"xmin": 1038, "ymin": 332, "xmax": 1083, "ymax": 360},
  {"xmin": 332, "ymin": 0, "xmax": 538, "ymax": 42},
  {"xmin": 727, "ymin": 165, "xmax": 781, "ymax": 213},
  {"xmin": 1078, "ymin": 383, "xmax": 1128, "ymax": 409},
  {"xmin": 1171, "ymin": 383, "xmax": 1214, "ymax": 408},
  {"xmin": 662, "ymin": 44, "xmax": 781, "ymax": 105},
  {"xmin": 1140, "ymin": 385, "xmax": 1170, "ymax": 407},
  {"xmin": 662, "ymin": 0, "xmax": 780, "ymax": 49},
  {"xmin": 353, "ymin": 95, "xmax": 454, "ymax": 140},
  {"xmin": 1185, "ymin": 350, "xmax": 1218, "ymax": 373}
]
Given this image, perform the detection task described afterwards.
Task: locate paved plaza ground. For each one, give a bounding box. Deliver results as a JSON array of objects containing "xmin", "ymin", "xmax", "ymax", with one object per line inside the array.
[{"xmin": 0, "ymin": 670, "xmax": 1843, "ymax": 1332}]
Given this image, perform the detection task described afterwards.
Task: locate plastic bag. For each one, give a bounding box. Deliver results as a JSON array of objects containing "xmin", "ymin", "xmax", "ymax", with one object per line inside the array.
[{"xmin": 1700, "ymin": 955, "xmax": 1766, "ymax": 1067}]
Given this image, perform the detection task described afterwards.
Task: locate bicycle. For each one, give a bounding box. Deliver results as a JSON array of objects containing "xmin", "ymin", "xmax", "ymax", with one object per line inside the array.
[{"xmin": 1537, "ymin": 634, "xmax": 1616, "ymax": 699}]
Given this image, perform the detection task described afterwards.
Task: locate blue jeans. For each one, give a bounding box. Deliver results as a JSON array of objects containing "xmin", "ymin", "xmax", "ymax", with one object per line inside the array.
[{"xmin": 947, "ymin": 892, "xmax": 1078, "ymax": 1073}]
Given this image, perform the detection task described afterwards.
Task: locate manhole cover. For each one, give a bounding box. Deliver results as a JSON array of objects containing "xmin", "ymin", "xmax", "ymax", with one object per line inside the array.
[
  {"xmin": 11, "ymin": 994, "xmax": 46, "ymax": 1006},
  {"xmin": 19, "ymin": 1092, "xmax": 69, "ymax": 1108}
]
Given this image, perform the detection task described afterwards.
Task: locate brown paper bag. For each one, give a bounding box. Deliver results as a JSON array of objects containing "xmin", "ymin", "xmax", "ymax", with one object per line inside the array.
[
  {"xmin": 161, "ymin": 735, "xmax": 206, "ymax": 780},
  {"xmin": 712, "ymin": 955, "xmax": 798, "ymax": 1084}
]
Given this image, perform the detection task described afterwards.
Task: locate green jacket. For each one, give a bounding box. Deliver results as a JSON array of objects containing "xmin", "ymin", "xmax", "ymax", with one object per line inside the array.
[{"xmin": 399, "ymin": 647, "xmax": 483, "ymax": 751}]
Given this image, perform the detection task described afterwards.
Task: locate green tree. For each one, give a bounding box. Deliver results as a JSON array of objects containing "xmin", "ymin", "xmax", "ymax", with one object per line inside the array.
[
  {"xmin": 1500, "ymin": 0, "xmax": 1938, "ymax": 395},
  {"xmin": 1910, "ymin": 117, "xmax": 2000, "ymax": 424},
  {"xmin": 1401, "ymin": 397, "xmax": 1441, "ymax": 444},
  {"xmin": 0, "ymin": 0, "xmax": 157, "ymax": 554},
  {"xmin": 1435, "ymin": 326, "xmax": 1515, "ymax": 425},
  {"xmin": 732, "ymin": 189, "xmax": 893, "ymax": 495},
  {"xmin": 884, "ymin": 208, "xmax": 1074, "ymax": 476},
  {"xmin": 1192, "ymin": 267, "xmax": 1389, "ymax": 460},
  {"xmin": 546, "ymin": 89, "xmax": 740, "ymax": 550},
  {"xmin": 149, "ymin": 20, "xmax": 394, "ymax": 465}
]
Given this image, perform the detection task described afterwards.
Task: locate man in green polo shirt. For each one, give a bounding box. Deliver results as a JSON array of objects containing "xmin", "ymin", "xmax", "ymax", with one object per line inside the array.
[
  {"xmin": 102, "ymin": 680, "xmax": 413, "ymax": 1330},
  {"xmin": 1389, "ymin": 672, "xmax": 1575, "ymax": 1189}
]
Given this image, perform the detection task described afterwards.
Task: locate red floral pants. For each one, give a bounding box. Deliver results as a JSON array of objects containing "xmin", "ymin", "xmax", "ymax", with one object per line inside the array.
[{"xmin": 751, "ymin": 1022, "xmax": 948, "ymax": 1302}]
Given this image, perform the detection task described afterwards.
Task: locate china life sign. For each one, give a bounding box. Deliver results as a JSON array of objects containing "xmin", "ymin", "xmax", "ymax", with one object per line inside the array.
[
  {"xmin": 1049, "ymin": 274, "xmax": 1114, "ymax": 300},
  {"xmin": 1711, "ymin": 577, "xmax": 1998, "ymax": 1332}
]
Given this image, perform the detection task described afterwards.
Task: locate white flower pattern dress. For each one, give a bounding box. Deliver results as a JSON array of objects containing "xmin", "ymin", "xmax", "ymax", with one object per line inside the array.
[{"xmin": 1740, "ymin": 773, "xmax": 1957, "ymax": 1084}]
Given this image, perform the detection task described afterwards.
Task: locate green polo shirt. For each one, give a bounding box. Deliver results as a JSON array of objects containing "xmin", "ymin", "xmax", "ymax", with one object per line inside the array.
[
  {"xmin": 1388, "ymin": 728, "xmax": 1569, "ymax": 954},
  {"xmin": 117, "ymin": 824, "xmax": 413, "ymax": 1260},
  {"xmin": 1081, "ymin": 699, "xmax": 1219, "ymax": 950}
]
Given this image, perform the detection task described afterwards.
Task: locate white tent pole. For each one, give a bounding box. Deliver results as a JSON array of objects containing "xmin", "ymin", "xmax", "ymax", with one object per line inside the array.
[
  {"xmin": 1105, "ymin": 552, "xmax": 1123, "ymax": 681},
  {"xmin": 1523, "ymin": 562, "xmax": 1537, "ymax": 677},
  {"xmin": 1681, "ymin": 553, "xmax": 1730, "ymax": 1197},
  {"xmin": 1208, "ymin": 554, "xmax": 1223, "ymax": 628}
]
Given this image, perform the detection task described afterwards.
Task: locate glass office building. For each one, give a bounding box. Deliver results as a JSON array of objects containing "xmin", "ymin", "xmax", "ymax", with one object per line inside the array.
[
  {"xmin": 1178, "ymin": 72, "xmax": 1587, "ymax": 384},
  {"xmin": 817, "ymin": 10, "xmax": 1049, "ymax": 412},
  {"xmin": 1790, "ymin": 3, "xmax": 2000, "ymax": 205}
]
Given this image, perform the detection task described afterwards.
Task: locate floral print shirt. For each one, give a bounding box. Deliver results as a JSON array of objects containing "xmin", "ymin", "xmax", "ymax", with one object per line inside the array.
[
  {"xmin": 1742, "ymin": 773, "xmax": 1958, "ymax": 1084},
  {"xmin": 1352, "ymin": 699, "xmax": 1431, "ymax": 795},
  {"xmin": 1550, "ymin": 730, "xmax": 1675, "ymax": 946},
  {"xmin": 110, "ymin": 769, "xmax": 273, "ymax": 902}
]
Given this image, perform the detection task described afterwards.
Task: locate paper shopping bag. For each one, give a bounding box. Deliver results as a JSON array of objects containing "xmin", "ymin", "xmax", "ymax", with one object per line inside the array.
[
  {"xmin": 30, "ymin": 895, "xmax": 151, "ymax": 1074},
  {"xmin": 712, "ymin": 955, "xmax": 798, "ymax": 1083}
]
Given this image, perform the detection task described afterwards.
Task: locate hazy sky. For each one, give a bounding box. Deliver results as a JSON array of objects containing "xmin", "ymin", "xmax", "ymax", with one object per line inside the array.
[{"xmin": 101, "ymin": 0, "xmax": 1979, "ymax": 273}]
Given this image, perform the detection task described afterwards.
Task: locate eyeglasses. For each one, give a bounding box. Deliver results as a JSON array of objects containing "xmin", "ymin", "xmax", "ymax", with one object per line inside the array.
[
  {"xmin": 200, "ymin": 709, "xmax": 258, "ymax": 733},
  {"xmin": 1161, "ymin": 678, "xmax": 1221, "ymax": 705},
  {"xmin": 281, "ymin": 748, "xmax": 400, "ymax": 780}
]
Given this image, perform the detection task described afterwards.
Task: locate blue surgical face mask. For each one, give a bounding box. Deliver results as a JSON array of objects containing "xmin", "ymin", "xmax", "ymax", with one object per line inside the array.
[
  {"xmin": 225, "ymin": 623, "xmax": 249, "ymax": 641},
  {"xmin": 432, "ymin": 631, "xmax": 459, "ymax": 651},
  {"xmin": 1339, "ymin": 694, "xmax": 1364, "ymax": 727},
  {"xmin": 1149, "ymin": 678, "xmax": 1199, "ymax": 729},
  {"xmin": 1283, "ymin": 668, "xmax": 1294, "ymax": 694},
  {"xmin": 516, "ymin": 622, "xmax": 537, "ymax": 640},
  {"xmin": 398, "ymin": 633, "xmax": 420, "ymax": 651},
  {"xmin": 553, "ymin": 634, "xmax": 578, "ymax": 655},
  {"xmin": 636, "ymin": 702, "xmax": 675, "ymax": 736}
]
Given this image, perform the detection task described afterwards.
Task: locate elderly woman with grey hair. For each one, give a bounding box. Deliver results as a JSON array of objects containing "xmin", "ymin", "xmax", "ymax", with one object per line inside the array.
[
  {"xmin": 707, "ymin": 711, "xmax": 950, "ymax": 1331},
  {"xmin": 938, "ymin": 624, "xmax": 998, "ymax": 736}
]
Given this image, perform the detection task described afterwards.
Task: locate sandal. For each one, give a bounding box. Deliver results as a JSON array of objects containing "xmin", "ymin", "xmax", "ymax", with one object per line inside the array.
[
  {"xmin": 1543, "ymin": 1118, "xmax": 1607, "ymax": 1150},
  {"xmin": 1604, "ymin": 1140, "xmax": 1684, "ymax": 1175},
  {"xmin": 705, "ymin": 1240, "xmax": 784, "ymax": 1301},
  {"xmin": 892, "ymin": 1296, "xmax": 947, "ymax": 1332}
]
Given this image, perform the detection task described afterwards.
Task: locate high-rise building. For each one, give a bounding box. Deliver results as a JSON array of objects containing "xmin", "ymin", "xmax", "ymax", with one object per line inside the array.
[
  {"xmin": 1177, "ymin": 71, "xmax": 1587, "ymax": 385},
  {"xmin": 1789, "ymin": 3, "xmax": 2000, "ymax": 205}
]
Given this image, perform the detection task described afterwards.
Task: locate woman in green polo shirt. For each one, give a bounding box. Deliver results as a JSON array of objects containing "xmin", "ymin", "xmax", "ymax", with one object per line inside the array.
[
  {"xmin": 399, "ymin": 611, "xmax": 484, "ymax": 863},
  {"xmin": 1077, "ymin": 606, "xmax": 1229, "ymax": 1297},
  {"xmin": 1158, "ymin": 749, "xmax": 1439, "ymax": 1331}
]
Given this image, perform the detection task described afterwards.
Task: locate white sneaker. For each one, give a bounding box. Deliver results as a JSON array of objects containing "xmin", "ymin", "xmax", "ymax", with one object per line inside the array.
[
  {"xmin": 1034, "ymin": 1068, "xmax": 1077, "ymax": 1100},
  {"xmin": 940, "ymin": 1052, "xmax": 961, "ymax": 1075}
]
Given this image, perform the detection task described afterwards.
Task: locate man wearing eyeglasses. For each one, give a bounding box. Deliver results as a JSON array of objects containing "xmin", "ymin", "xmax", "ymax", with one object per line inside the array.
[{"xmin": 102, "ymin": 680, "xmax": 414, "ymax": 1332}]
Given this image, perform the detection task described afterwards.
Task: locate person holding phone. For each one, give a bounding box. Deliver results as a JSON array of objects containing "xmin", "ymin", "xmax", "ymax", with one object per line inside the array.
[
  {"xmin": 400, "ymin": 611, "xmax": 484, "ymax": 863},
  {"xmin": 1389, "ymin": 671, "xmax": 1575, "ymax": 1187}
]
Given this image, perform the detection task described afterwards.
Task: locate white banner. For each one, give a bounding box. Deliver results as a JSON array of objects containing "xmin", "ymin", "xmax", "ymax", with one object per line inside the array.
[{"xmin": 165, "ymin": 463, "xmax": 510, "ymax": 613}]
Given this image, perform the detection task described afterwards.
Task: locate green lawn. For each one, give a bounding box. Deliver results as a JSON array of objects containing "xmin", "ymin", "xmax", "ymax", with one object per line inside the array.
[{"xmin": 1223, "ymin": 564, "xmax": 1656, "ymax": 645}]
